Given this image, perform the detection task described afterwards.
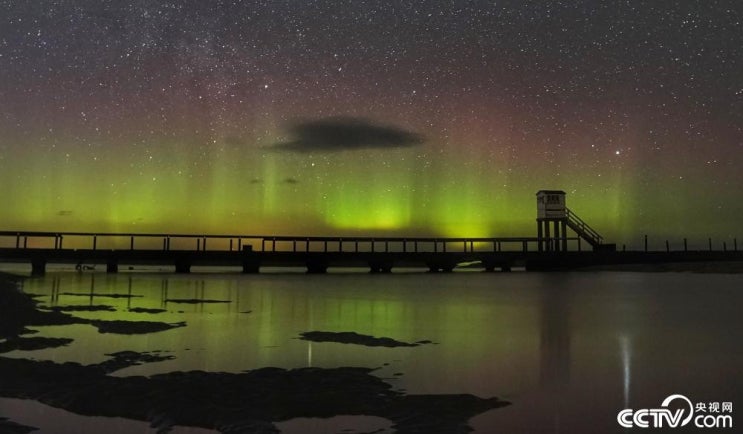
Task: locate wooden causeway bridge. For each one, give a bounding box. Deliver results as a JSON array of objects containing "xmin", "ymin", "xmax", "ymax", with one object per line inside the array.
[
  {"xmin": 0, "ymin": 231, "xmax": 572, "ymax": 275},
  {"xmin": 0, "ymin": 230, "xmax": 740, "ymax": 275}
]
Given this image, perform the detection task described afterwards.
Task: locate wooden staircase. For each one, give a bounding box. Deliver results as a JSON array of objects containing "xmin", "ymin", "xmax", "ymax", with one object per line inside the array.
[{"xmin": 565, "ymin": 208, "xmax": 604, "ymax": 248}]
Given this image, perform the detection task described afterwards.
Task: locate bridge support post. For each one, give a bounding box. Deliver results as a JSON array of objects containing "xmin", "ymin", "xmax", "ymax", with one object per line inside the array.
[
  {"xmin": 306, "ymin": 261, "xmax": 328, "ymax": 274},
  {"xmin": 31, "ymin": 258, "xmax": 46, "ymax": 276},
  {"xmin": 369, "ymin": 262, "xmax": 393, "ymax": 273},
  {"xmin": 427, "ymin": 261, "xmax": 455, "ymax": 273},
  {"xmin": 175, "ymin": 257, "xmax": 191, "ymax": 274},
  {"xmin": 241, "ymin": 246, "xmax": 259, "ymax": 273},
  {"xmin": 242, "ymin": 262, "xmax": 260, "ymax": 273},
  {"xmin": 551, "ymin": 221, "xmax": 557, "ymax": 252},
  {"xmin": 538, "ymin": 217, "xmax": 571, "ymax": 253},
  {"xmin": 561, "ymin": 220, "xmax": 568, "ymax": 251}
]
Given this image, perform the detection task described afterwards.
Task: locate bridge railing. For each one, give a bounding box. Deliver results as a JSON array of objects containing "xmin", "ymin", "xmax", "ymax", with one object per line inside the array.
[
  {"xmin": 565, "ymin": 208, "xmax": 603, "ymax": 245},
  {"xmin": 0, "ymin": 231, "xmax": 585, "ymax": 253},
  {"xmin": 257, "ymin": 236, "xmax": 552, "ymax": 253},
  {"xmin": 0, "ymin": 231, "xmax": 264, "ymax": 252}
]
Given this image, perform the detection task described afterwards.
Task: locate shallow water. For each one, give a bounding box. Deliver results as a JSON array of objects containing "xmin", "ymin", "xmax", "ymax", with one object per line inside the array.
[{"xmin": 2, "ymin": 270, "xmax": 742, "ymax": 433}]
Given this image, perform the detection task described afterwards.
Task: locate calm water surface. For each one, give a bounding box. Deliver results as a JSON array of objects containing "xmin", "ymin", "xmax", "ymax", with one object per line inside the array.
[{"xmin": 2, "ymin": 270, "xmax": 742, "ymax": 433}]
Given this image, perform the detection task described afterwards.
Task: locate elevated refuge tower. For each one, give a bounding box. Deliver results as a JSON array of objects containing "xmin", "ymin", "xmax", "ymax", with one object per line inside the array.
[{"xmin": 536, "ymin": 190, "xmax": 613, "ymax": 252}]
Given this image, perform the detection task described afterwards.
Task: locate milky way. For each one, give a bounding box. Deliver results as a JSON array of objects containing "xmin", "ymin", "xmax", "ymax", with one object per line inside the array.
[{"xmin": 1, "ymin": 1, "xmax": 741, "ymax": 247}]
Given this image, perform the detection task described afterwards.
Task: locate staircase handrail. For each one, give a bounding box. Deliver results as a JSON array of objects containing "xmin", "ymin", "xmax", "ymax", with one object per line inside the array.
[{"xmin": 565, "ymin": 208, "xmax": 603, "ymax": 244}]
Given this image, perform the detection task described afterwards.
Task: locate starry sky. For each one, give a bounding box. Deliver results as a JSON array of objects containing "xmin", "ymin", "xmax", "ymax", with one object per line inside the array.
[{"xmin": 1, "ymin": 1, "xmax": 742, "ymax": 246}]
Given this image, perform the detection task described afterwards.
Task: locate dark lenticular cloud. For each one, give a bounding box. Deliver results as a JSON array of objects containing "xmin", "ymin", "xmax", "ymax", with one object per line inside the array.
[{"xmin": 273, "ymin": 117, "xmax": 424, "ymax": 153}]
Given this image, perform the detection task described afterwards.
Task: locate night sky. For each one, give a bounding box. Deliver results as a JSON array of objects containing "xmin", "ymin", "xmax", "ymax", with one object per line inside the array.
[{"xmin": 1, "ymin": 1, "xmax": 742, "ymax": 245}]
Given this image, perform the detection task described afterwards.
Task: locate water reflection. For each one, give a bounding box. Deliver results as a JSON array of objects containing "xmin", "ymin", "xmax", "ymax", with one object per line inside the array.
[
  {"xmin": 539, "ymin": 283, "xmax": 570, "ymax": 390},
  {"xmin": 46, "ymin": 274, "xmax": 140, "ymax": 309},
  {"xmin": 535, "ymin": 278, "xmax": 572, "ymax": 433},
  {"xmin": 7, "ymin": 271, "xmax": 743, "ymax": 433},
  {"xmin": 620, "ymin": 334, "xmax": 631, "ymax": 409},
  {"xmin": 37, "ymin": 274, "xmax": 246, "ymax": 313}
]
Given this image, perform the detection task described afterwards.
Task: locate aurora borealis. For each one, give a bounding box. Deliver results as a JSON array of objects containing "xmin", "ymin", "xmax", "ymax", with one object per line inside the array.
[{"xmin": 1, "ymin": 1, "xmax": 742, "ymax": 245}]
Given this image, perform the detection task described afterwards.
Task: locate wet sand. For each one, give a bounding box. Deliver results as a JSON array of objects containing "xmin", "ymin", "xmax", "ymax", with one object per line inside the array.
[
  {"xmin": 164, "ymin": 298, "xmax": 232, "ymax": 304},
  {"xmin": 0, "ymin": 336, "xmax": 73, "ymax": 353},
  {"xmin": 0, "ymin": 416, "xmax": 37, "ymax": 434},
  {"xmin": 299, "ymin": 331, "xmax": 435, "ymax": 348},
  {"xmin": 128, "ymin": 307, "xmax": 168, "ymax": 314},
  {"xmin": 43, "ymin": 305, "xmax": 117, "ymax": 312}
]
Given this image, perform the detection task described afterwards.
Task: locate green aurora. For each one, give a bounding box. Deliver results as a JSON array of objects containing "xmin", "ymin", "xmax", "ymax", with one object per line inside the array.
[{"xmin": 2, "ymin": 129, "xmax": 739, "ymax": 249}]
